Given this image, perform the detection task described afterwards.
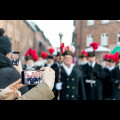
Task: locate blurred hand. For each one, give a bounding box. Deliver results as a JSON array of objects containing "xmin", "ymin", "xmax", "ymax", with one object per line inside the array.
[
  {"xmin": 1, "ymin": 79, "xmax": 26, "ymax": 100},
  {"xmin": 40, "ymin": 67, "xmax": 55, "ymax": 90},
  {"xmin": 13, "ymin": 60, "xmax": 23, "ymax": 74}
]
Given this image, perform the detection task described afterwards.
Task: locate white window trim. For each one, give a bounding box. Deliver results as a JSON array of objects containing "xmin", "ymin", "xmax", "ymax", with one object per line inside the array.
[
  {"xmin": 101, "ymin": 20, "xmax": 110, "ymax": 24},
  {"xmin": 87, "ymin": 20, "xmax": 94, "ymax": 26},
  {"xmin": 86, "ymin": 35, "xmax": 93, "ymax": 47},
  {"xmin": 101, "ymin": 33, "xmax": 108, "ymax": 46},
  {"xmin": 117, "ymin": 33, "xmax": 120, "ymax": 45}
]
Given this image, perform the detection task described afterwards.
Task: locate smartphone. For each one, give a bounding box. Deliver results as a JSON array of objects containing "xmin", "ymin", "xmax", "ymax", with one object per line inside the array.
[
  {"xmin": 12, "ymin": 52, "xmax": 20, "ymax": 66},
  {"xmin": 21, "ymin": 70, "xmax": 43, "ymax": 85}
]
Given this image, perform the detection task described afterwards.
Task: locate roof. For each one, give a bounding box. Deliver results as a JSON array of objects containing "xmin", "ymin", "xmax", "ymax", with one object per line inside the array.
[
  {"xmin": 85, "ymin": 46, "xmax": 111, "ymax": 53},
  {"xmin": 111, "ymin": 46, "xmax": 120, "ymax": 54},
  {"xmin": 25, "ymin": 20, "xmax": 52, "ymax": 46}
]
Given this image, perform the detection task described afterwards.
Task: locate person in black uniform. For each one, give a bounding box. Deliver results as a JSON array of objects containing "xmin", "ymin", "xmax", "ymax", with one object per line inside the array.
[
  {"xmin": 83, "ymin": 42, "xmax": 106, "ymax": 100},
  {"xmin": 78, "ymin": 49, "xmax": 88, "ymax": 77},
  {"xmin": 102, "ymin": 54, "xmax": 113, "ymax": 100},
  {"xmin": 109, "ymin": 52, "xmax": 120, "ymax": 100},
  {"xmin": 44, "ymin": 55, "xmax": 54, "ymax": 68},
  {"xmin": 53, "ymin": 50, "xmax": 86, "ymax": 100},
  {"xmin": 51, "ymin": 52, "xmax": 64, "ymax": 70}
]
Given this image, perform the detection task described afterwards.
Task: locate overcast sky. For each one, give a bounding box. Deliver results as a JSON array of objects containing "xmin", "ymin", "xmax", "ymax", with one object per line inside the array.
[{"xmin": 27, "ymin": 20, "xmax": 75, "ymax": 48}]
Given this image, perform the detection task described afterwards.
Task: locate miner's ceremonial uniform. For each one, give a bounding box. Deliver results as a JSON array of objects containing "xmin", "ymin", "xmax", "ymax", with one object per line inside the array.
[
  {"xmin": 109, "ymin": 65, "xmax": 120, "ymax": 100},
  {"xmin": 103, "ymin": 66, "xmax": 112, "ymax": 99},
  {"xmin": 84, "ymin": 42, "xmax": 106, "ymax": 100},
  {"xmin": 85, "ymin": 61, "xmax": 106, "ymax": 100},
  {"xmin": 54, "ymin": 64, "xmax": 86, "ymax": 100}
]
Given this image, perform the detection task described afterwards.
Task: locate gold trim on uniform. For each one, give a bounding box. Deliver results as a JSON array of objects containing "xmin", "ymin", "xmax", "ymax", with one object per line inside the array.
[
  {"xmin": 72, "ymin": 78, "xmax": 75, "ymax": 81},
  {"xmin": 67, "ymin": 78, "xmax": 69, "ymax": 81},
  {"xmin": 72, "ymin": 86, "xmax": 75, "ymax": 89},
  {"xmin": 66, "ymin": 94, "xmax": 69, "ymax": 97},
  {"xmin": 71, "ymin": 95, "xmax": 75, "ymax": 98}
]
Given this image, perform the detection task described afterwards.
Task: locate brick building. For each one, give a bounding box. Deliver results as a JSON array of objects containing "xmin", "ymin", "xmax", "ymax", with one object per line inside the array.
[
  {"xmin": 73, "ymin": 20, "xmax": 120, "ymax": 60},
  {"xmin": 0, "ymin": 20, "xmax": 52, "ymax": 63}
]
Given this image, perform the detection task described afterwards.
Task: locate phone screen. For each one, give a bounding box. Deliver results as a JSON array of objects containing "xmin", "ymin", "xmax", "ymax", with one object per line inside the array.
[
  {"xmin": 12, "ymin": 52, "xmax": 20, "ymax": 66},
  {"xmin": 22, "ymin": 71, "xmax": 43, "ymax": 85}
]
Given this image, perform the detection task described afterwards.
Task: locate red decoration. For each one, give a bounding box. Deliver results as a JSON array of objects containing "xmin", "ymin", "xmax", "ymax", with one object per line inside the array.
[
  {"xmin": 104, "ymin": 54, "xmax": 109, "ymax": 60},
  {"xmin": 61, "ymin": 43, "xmax": 65, "ymax": 54},
  {"xmin": 41, "ymin": 52, "xmax": 48, "ymax": 59},
  {"xmin": 48, "ymin": 48, "xmax": 55, "ymax": 55},
  {"xmin": 31, "ymin": 50, "xmax": 39, "ymax": 62},
  {"xmin": 25, "ymin": 48, "xmax": 33, "ymax": 57},
  {"xmin": 109, "ymin": 54, "xmax": 115, "ymax": 62},
  {"xmin": 114, "ymin": 51, "xmax": 119, "ymax": 63},
  {"xmin": 81, "ymin": 49, "xmax": 88, "ymax": 57},
  {"xmin": 25, "ymin": 48, "xmax": 39, "ymax": 61},
  {"xmin": 90, "ymin": 42, "xmax": 99, "ymax": 51}
]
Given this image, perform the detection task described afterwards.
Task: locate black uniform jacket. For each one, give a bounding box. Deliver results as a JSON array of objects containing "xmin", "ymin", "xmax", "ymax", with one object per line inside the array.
[
  {"xmin": 53, "ymin": 65, "xmax": 86, "ymax": 100},
  {"xmin": 83, "ymin": 63, "xmax": 106, "ymax": 100},
  {"xmin": 109, "ymin": 66, "xmax": 120, "ymax": 100}
]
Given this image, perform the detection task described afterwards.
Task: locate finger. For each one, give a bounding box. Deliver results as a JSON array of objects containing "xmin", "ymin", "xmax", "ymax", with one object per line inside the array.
[
  {"xmin": 13, "ymin": 65, "xmax": 17, "ymax": 69},
  {"xmin": 10, "ymin": 79, "xmax": 22, "ymax": 87},
  {"xmin": 40, "ymin": 67, "xmax": 46, "ymax": 71},
  {"xmin": 16, "ymin": 84, "xmax": 26, "ymax": 90}
]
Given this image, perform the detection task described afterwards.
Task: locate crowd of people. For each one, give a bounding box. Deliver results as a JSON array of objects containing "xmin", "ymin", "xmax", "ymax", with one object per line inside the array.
[
  {"xmin": 21, "ymin": 38, "xmax": 120, "ymax": 100},
  {"xmin": 1, "ymin": 27, "xmax": 120, "ymax": 100}
]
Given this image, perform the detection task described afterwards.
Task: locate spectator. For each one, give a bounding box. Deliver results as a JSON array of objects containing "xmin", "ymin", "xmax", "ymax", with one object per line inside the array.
[{"xmin": 0, "ymin": 28, "xmax": 28, "ymax": 95}]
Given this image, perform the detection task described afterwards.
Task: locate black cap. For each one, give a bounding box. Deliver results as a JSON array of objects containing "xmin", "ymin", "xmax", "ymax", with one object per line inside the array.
[
  {"xmin": 63, "ymin": 50, "xmax": 73, "ymax": 57},
  {"xmin": 25, "ymin": 55, "xmax": 34, "ymax": 61},
  {"xmin": 56, "ymin": 52, "xmax": 63, "ymax": 56},
  {"xmin": 81, "ymin": 54, "xmax": 87, "ymax": 58},
  {"xmin": 88, "ymin": 52, "xmax": 95, "ymax": 57},
  {"xmin": 47, "ymin": 55, "xmax": 54, "ymax": 59},
  {"xmin": 0, "ymin": 28, "xmax": 12, "ymax": 55}
]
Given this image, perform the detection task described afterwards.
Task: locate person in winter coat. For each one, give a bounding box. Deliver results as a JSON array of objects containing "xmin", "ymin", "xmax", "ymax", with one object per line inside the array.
[{"xmin": 0, "ymin": 28, "xmax": 28, "ymax": 95}]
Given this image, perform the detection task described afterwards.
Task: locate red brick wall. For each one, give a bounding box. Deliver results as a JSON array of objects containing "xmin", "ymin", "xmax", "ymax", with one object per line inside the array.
[{"xmin": 73, "ymin": 20, "xmax": 120, "ymax": 60}]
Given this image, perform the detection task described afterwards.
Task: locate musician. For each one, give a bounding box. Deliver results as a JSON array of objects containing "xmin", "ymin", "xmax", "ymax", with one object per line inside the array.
[{"xmin": 53, "ymin": 49, "xmax": 86, "ymax": 100}]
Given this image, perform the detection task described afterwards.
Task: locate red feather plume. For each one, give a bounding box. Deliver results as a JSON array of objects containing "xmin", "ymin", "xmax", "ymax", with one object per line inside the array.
[
  {"xmin": 81, "ymin": 49, "xmax": 88, "ymax": 57},
  {"xmin": 114, "ymin": 51, "xmax": 119, "ymax": 63},
  {"xmin": 90, "ymin": 42, "xmax": 99, "ymax": 51},
  {"xmin": 48, "ymin": 48, "xmax": 55, "ymax": 55}
]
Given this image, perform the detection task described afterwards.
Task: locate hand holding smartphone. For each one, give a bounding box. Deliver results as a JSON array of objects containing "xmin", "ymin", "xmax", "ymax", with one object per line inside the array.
[
  {"xmin": 21, "ymin": 70, "xmax": 44, "ymax": 85},
  {"xmin": 12, "ymin": 52, "xmax": 20, "ymax": 66}
]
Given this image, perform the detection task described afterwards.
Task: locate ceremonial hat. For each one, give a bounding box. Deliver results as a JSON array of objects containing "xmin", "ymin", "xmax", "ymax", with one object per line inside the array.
[
  {"xmin": 25, "ymin": 48, "xmax": 39, "ymax": 61},
  {"xmin": 103, "ymin": 54, "xmax": 109, "ymax": 62},
  {"xmin": 81, "ymin": 49, "xmax": 88, "ymax": 58},
  {"xmin": 88, "ymin": 42, "xmax": 99, "ymax": 57},
  {"xmin": 40, "ymin": 51, "xmax": 48, "ymax": 59}
]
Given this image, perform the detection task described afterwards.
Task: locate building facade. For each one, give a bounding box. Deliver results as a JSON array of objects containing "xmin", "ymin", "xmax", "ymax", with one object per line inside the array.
[
  {"xmin": 73, "ymin": 20, "xmax": 120, "ymax": 60},
  {"xmin": 0, "ymin": 20, "xmax": 52, "ymax": 63}
]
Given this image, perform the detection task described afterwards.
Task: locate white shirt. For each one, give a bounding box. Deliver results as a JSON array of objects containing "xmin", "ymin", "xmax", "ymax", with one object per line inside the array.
[
  {"xmin": 119, "ymin": 63, "xmax": 120, "ymax": 70},
  {"xmin": 62, "ymin": 63, "xmax": 75, "ymax": 76},
  {"xmin": 107, "ymin": 66, "xmax": 115, "ymax": 71},
  {"xmin": 47, "ymin": 62, "xmax": 54, "ymax": 68},
  {"xmin": 88, "ymin": 61, "xmax": 96, "ymax": 68},
  {"xmin": 81, "ymin": 60, "xmax": 88, "ymax": 65}
]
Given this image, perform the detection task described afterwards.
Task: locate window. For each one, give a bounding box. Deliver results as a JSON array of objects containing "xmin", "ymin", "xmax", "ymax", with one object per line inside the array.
[
  {"xmin": 117, "ymin": 33, "xmax": 120, "ymax": 45},
  {"xmin": 87, "ymin": 20, "xmax": 94, "ymax": 26},
  {"xmin": 101, "ymin": 33, "xmax": 108, "ymax": 46},
  {"xmin": 101, "ymin": 20, "xmax": 110, "ymax": 24},
  {"xmin": 86, "ymin": 35, "xmax": 93, "ymax": 47}
]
